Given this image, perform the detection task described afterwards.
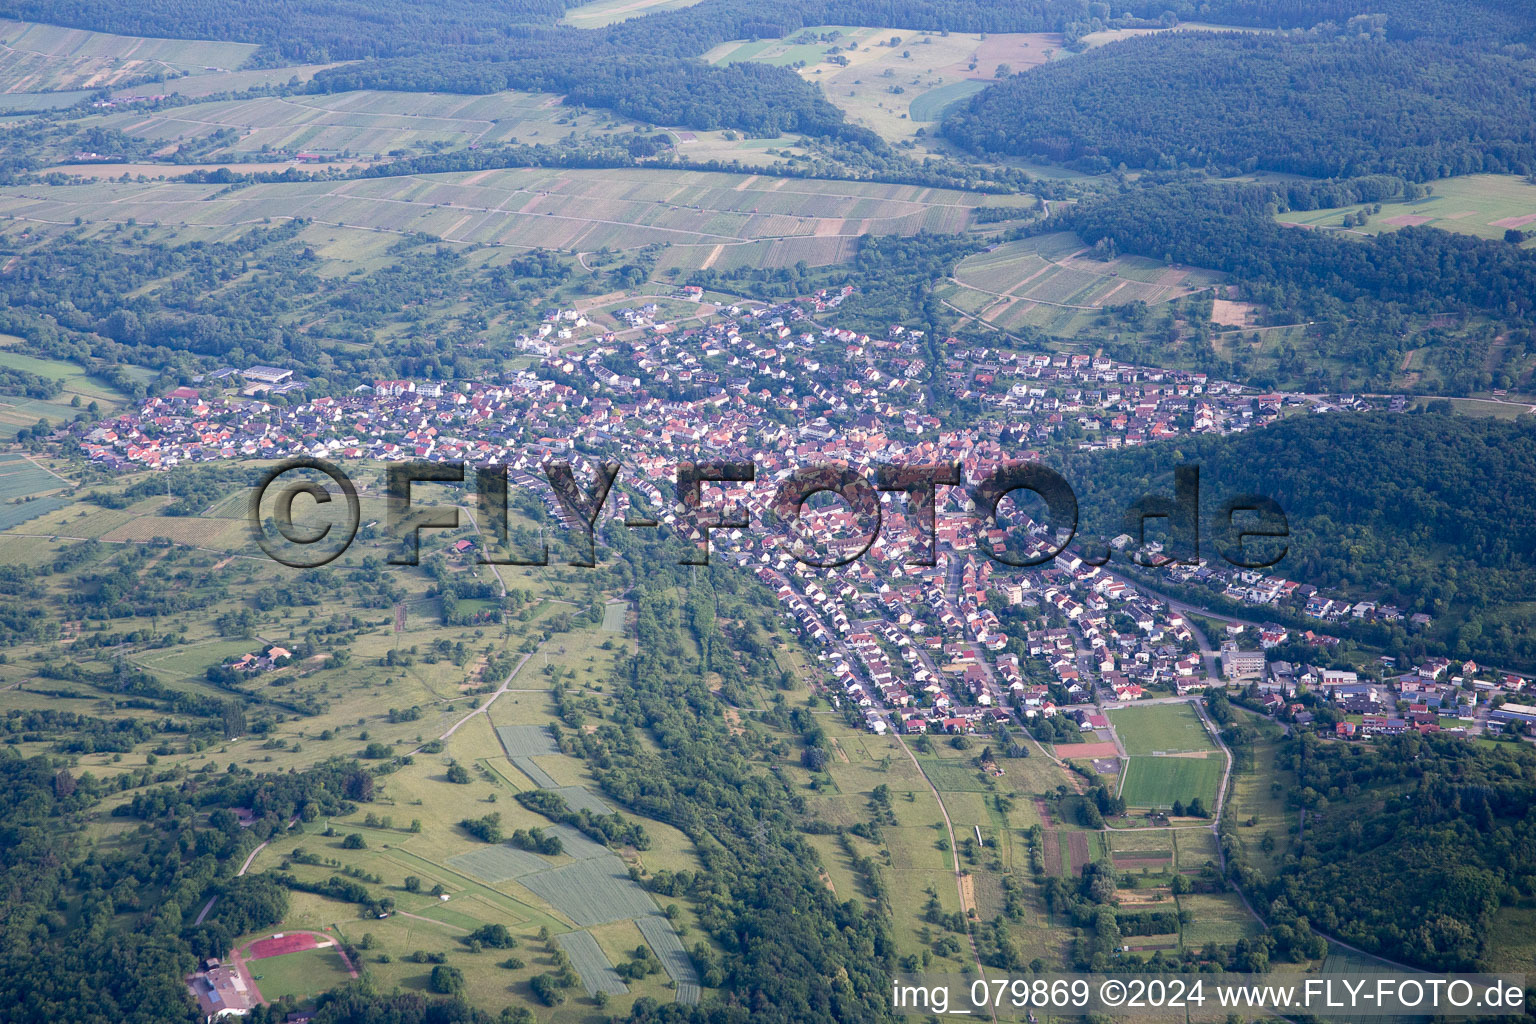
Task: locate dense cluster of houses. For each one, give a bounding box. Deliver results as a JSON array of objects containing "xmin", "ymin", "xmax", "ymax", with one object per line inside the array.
[
  {"xmin": 1233, "ymin": 642, "xmax": 1532, "ymax": 739},
  {"xmin": 67, "ymin": 298, "xmax": 1488, "ymax": 744}
]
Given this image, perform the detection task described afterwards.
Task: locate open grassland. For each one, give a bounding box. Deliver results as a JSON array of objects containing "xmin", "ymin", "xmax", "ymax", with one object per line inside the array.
[
  {"xmin": 0, "ymin": 340, "xmax": 133, "ymax": 436},
  {"xmin": 1120, "ymin": 755, "xmax": 1223, "ymax": 810},
  {"xmin": 1276, "ymin": 174, "xmax": 1536, "ymax": 245},
  {"xmin": 217, "ymin": 615, "xmax": 708, "ymax": 1016},
  {"xmin": 1224, "ymin": 712, "xmax": 1296, "ymax": 873},
  {"xmin": 915, "ymin": 757, "xmax": 993, "ymax": 793},
  {"xmin": 0, "ymin": 339, "xmax": 132, "ymax": 403},
  {"xmin": 705, "ymin": 27, "xmax": 1060, "ymax": 146},
  {"xmin": 0, "ymin": 19, "xmax": 256, "ymax": 93},
  {"xmin": 561, "ymin": 0, "xmax": 706, "ymax": 27},
  {"xmin": 1108, "ymin": 702, "xmax": 1216, "ymax": 755},
  {"xmin": 92, "ymin": 90, "xmax": 634, "ymax": 161},
  {"xmin": 0, "ymin": 167, "xmax": 1003, "ymax": 275},
  {"xmin": 1176, "ymin": 891, "xmax": 1261, "ymax": 949}
]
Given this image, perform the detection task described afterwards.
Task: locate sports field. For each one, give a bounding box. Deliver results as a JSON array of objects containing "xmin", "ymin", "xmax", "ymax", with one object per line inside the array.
[
  {"xmin": 1276, "ymin": 173, "xmax": 1536, "ymax": 244},
  {"xmin": 1107, "ymin": 702, "xmax": 1216, "ymax": 755},
  {"xmin": 247, "ymin": 946, "xmax": 352, "ymax": 1003},
  {"xmin": 1119, "ymin": 754, "xmax": 1223, "ymax": 809}
]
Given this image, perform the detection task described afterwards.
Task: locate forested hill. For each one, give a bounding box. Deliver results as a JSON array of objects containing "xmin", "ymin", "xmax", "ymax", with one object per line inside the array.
[
  {"xmin": 1061, "ymin": 180, "xmax": 1536, "ymax": 327},
  {"xmin": 0, "ymin": 0, "xmax": 1087, "ymax": 63},
  {"xmin": 0, "ymin": 0, "xmax": 1084, "ymax": 142},
  {"xmin": 942, "ymin": 32, "xmax": 1536, "ymax": 179},
  {"xmin": 1060, "ymin": 409, "xmax": 1536, "ymax": 666},
  {"xmin": 1252, "ymin": 732, "xmax": 1536, "ymax": 971},
  {"xmin": 1132, "ymin": 0, "xmax": 1536, "ymax": 40}
]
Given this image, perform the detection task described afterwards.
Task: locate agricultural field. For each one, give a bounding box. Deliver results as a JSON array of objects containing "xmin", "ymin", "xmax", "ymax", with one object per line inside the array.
[
  {"xmin": 1107, "ymin": 702, "xmax": 1217, "ymax": 756},
  {"xmin": 704, "ymin": 27, "xmax": 1061, "ymax": 147},
  {"xmin": 1119, "ymin": 755, "xmax": 1224, "ymax": 810},
  {"xmin": 213, "ymin": 608, "xmax": 708, "ymax": 1017},
  {"xmin": 1276, "ymin": 173, "xmax": 1536, "ymax": 245},
  {"xmin": 0, "ymin": 340, "xmax": 135, "ymax": 404},
  {"xmin": 90, "ymin": 90, "xmax": 637, "ymax": 162},
  {"xmin": 0, "ymin": 167, "xmax": 1005, "ymax": 276},
  {"xmin": 938, "ymin": 231, "xmax": 1222, "ymax": 337},
  {"xmin": 0, "ymin": 343, "xmax": 135, "ymax": 437},
  {"xmin": 555, "ymin": 931, "xmax": 628, "ymax": 997},
  {"xmin": 0, "ymin": 18, "xmax": 256, "ymax": 93}
]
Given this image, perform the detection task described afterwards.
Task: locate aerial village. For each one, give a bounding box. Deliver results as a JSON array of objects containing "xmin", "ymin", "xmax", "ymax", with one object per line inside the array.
[{"xmin": 73, "ymin": 294, "xmax": 1534, "ymax": 750}]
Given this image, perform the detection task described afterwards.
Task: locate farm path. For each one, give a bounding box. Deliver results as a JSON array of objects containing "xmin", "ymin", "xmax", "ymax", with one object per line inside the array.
[
  {"xmin": 19, "ymin": 453, "xmax": 71, "ymax": 485},
  {"xmin": 196, "ymin": 814, "xmax": 300, "ymax": 925},
  {"xmin": 394, "ymin": 909, "xmax": 470, "ymax": 932},
  {"xmin": 428, "ymin": 649, "xmax": 533, "ymax": 745},
  {"xmin": 893, "ymin": 730, "xmax": 995, "ymax": 1016},
  {"xmin": 455, "ymin": 503, "xmax": 506, "ymax": 596}
]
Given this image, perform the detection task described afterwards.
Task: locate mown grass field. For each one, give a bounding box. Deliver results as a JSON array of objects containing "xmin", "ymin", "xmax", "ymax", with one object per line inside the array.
[
  {"xmin": 1275, "ymin": 173, "xmax": 1536, "ymax": 245},
  {"xmin": 247, "ymin": 946, "xmax": 353, "ymax": 1004},
  {"xmin": 1120, "ymin": 755, "xmax": 1223, "ymax": 809},
  {"xmin": 1108, "ymin": 703, "xmax": 1216, "ymax": 755}
]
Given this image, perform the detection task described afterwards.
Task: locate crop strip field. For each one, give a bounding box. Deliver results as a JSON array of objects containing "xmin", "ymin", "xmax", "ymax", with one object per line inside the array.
[
  {"xmin": 636, "ymin": 913, "xmax": 702, "ymax": 1001},
  {"xmin": 556, "ymin": 930, "xmax": 629, "ymax": 997},
  {"xmin": 515, "ymin": 856, "xmax": 660, "ymax": 927}
]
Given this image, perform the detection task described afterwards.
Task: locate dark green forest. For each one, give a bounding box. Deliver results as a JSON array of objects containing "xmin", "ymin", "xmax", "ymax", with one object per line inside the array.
[
  {"xmin": 1247, "ymin": 732, "xmax": 1536, "ymax": 970},
  {"xmin": 943, "ymin": 33, "xmax": 1536, "ymax": 180}
]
